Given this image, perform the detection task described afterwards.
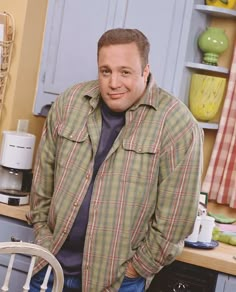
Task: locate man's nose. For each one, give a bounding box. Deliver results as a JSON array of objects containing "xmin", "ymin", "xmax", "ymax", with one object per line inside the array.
[{"xmin": 109, "ymin": 74, "xmax": 121, "ymax": 88}]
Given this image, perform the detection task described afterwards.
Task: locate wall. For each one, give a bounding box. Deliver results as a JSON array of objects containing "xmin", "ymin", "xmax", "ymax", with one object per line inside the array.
[{"xmin": 0, "ymin": 0, "xmax": 47, "ymax": 152}]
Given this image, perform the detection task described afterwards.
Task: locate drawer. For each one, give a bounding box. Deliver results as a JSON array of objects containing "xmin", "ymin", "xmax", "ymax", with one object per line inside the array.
[
  {"xmin": 0, "ymin": 215, "xmax": 34, "ymax": 243},
  {"xmin": 0, "ymin": 215, "xmax": 35, "ymax": 291}
]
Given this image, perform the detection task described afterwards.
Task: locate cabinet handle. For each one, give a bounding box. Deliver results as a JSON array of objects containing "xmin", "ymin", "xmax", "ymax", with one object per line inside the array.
[
  {"xmin": 172, "ymin": 282, "xmax": 189, "ymax": 291},
  {"xmin": 11, "ymin": 236, "xmax": 21, "ymax": 242}
]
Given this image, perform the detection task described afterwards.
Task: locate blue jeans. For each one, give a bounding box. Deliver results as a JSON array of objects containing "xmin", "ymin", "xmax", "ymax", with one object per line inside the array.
[
  {"xmin": 29, "ymin": 266, "xmax": 81, "ymax": 292},
  {"xmin": 30, "ymin": 266, "xmax": 145, "ymax": 291},
  {"xmin": 119, "ymin": 276, "xmax": 145, "ymax": 292}
]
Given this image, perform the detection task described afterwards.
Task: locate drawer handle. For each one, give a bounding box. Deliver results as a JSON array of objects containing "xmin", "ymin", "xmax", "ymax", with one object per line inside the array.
[{"xmin": 11, "ymin": 236, "xmax": 21, "ymax": 242}]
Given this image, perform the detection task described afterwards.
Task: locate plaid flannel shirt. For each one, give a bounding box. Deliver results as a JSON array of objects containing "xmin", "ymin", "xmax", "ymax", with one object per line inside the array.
[{"xmin": 27, "ymin": 75, "xmax": 203, "ymax": 291}]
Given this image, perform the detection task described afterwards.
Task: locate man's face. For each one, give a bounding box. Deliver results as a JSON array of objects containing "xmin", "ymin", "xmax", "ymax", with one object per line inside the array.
[{"xmin": 98, "ymin": 43, "xmax": 150, "ymax": 112}]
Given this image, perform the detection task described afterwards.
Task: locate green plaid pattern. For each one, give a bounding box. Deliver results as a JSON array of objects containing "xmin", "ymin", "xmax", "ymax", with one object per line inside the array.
[{"xmin": 27, "ymin": 75, "xmax": 203, "ymax": 291}]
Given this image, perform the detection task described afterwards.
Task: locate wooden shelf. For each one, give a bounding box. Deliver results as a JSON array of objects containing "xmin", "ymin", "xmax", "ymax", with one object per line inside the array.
[
  {"xmin": 186, "ymin": 62, "xmax": 229, "ymax": 74},
  {"xmin": 195, "ymin": 4, "xmax": 236, "ymax": 18}
]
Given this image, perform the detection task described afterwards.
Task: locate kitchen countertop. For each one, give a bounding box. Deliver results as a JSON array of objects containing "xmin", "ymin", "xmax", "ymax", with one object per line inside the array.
[
  {"xmin": 0, "ymin": 202, "xmax": 236, "ymax": 276},
  {"xmin": 0, "ymin": 202, "xmax": 29, "ymax": 221},
  {"xmin": 177, "ymin": 241, "xmax": 236, "ymax": 276}
]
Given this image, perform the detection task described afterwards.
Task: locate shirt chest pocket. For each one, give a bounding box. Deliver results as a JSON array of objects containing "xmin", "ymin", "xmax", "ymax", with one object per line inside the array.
[
  {"xmin": 122, "ymin": 139, "xmax": 160, "ymax": 184},
  {"xmin": 56, "ymin": 124, "xmax": 90, "ymax": 170}
]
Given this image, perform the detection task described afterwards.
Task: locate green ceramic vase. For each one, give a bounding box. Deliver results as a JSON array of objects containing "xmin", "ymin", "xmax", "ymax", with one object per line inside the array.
[{"xmin": 198, "ymin": 27, "xmax": 229, "ymax": 66}]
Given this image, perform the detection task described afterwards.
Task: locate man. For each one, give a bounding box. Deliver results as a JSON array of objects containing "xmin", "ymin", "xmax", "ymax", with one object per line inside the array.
[{"xmin": 27, "ymin": 28, "xmax": 203, "ymax": 292}]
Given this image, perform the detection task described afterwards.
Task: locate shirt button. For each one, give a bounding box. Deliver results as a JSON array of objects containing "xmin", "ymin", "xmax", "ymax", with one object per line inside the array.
[
  {"xmin": 74, "ymin": 202, "xmax": 78, "ymax": 206},
  {"xmin": 63, "ymin": 230, "xmax": 67, "ymax": 234},
  {"xmin": 86, "ymin": 173, "xmax": 90, "ymax": 179},
  {"xmin": 70, "ymin": 135, "xmax": 73, "ymax": 139}
]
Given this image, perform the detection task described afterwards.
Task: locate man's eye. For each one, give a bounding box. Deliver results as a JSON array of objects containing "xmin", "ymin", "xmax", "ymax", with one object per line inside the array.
[
  {"xmin": 101, "ymin": 69, "xmax": 110, "ymax": 76},
  {"xmin": 121, "ymin": 71, "xmax": 130, "ymax": 76}
]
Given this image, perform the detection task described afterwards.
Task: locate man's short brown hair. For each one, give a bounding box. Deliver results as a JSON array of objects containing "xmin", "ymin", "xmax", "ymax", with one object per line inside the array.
[{"xmin": 97, "ymin": 28, "xmax": 150, "ymax": 70}]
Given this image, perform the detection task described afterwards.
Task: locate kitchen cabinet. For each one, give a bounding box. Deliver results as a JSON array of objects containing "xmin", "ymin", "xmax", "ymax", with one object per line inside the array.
[
  {"xmin": 33, "ymin": 0, "xmax": 195, "ymax": 115},
  {"xmin": 147, "ymin": 260, "xmax": 236, "ymax": 292},
  {"xmin": 215, "ymin": 273, "xmax": 236, "ymax": 292},
  {"xmin": 147, "ymin": 260, "xmax": 218, "ymax": 292},
  {"xmin": 1, "ymin": 204, "xmax": 236, "ymax": 291},
  {"xmin": 0, "ymin": 215, "xmax": 34, "ymax": 292}
]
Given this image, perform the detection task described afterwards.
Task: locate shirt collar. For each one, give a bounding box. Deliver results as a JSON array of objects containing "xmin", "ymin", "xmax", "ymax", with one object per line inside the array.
[
  {"xmin": 84, "ymin": 73, "xmax": 160, "ymax": 112},
  {"xmin": 129, "ymin": 73, "xmax": 159, "ymax": 111}
]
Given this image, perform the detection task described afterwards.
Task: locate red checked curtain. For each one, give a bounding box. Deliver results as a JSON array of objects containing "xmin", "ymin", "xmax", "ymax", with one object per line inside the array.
[{"xmin": 202, "ymin": 42, "xmax": 236, "ymax": 209}]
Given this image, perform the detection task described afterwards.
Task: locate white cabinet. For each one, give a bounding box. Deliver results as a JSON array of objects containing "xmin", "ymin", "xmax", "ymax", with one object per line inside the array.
[{"xmin": 33, "ymin": 0, "xmax": 194, "ymax": 115}]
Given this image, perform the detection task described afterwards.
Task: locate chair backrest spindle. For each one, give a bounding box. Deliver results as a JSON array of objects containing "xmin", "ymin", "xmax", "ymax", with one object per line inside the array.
[{"xmin": 0, "ymin": 242, "xmax": 64, "ymax": 292}]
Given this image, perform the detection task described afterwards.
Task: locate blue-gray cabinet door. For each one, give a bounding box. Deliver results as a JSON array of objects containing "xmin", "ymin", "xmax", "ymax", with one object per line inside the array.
[
  {"xmin": 34, "ymin": 0, "xmax": 123, "ymax": 115},
  {"xmin": 121, "ymin": 0, "xmax": 191, "ymax": 98},
  {"xmin": 33, "ymin": 0, "xmax": 194, "ymax": 115}
]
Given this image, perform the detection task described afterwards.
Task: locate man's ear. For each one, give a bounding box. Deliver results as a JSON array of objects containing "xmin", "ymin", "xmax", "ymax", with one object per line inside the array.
[{"xmin": 143, "ymin": 64, "xmax": 150, "ymax": 82}]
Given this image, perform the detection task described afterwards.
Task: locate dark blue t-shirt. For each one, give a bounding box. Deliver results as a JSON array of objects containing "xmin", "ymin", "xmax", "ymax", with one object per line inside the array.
[{"xmin": 56, "ymin": 101, "xmax": 125, "ymax": 276}]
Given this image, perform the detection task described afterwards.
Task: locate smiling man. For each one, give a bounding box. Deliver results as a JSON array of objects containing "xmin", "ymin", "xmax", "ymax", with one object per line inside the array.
[
  {"xmin": 98, "ymin": 41, "xmax": 150, "ymax": 112},
  {"xmin": 27, "ymin": 28, "xmax": 203, "ymax": 292}
]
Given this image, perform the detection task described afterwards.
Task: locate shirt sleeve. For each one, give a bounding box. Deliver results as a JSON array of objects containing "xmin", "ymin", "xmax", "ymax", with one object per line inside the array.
[
  {"xmin": 131, "ymin": 119, "xmax": 204, "ymax": 278},
  {"xmin": 26, "ymin": 98, "xmax": 62, "ymax": 245}
]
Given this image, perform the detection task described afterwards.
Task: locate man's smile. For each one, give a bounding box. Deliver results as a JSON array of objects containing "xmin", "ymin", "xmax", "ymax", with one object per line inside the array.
[{"xmin": 108, "ymin": 92, "xmax": 127, "ymax": 99}]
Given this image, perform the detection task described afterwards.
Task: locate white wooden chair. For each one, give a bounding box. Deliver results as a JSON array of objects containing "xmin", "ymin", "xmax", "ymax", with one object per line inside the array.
[{"xmin": 0, "ymin": 241, "xmax": 64, "ymax": 292}]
